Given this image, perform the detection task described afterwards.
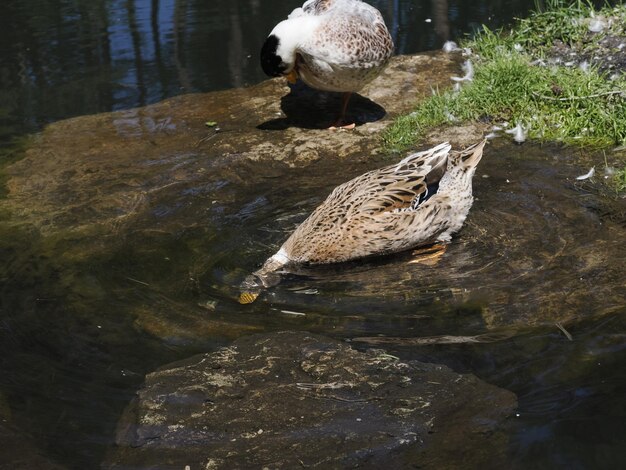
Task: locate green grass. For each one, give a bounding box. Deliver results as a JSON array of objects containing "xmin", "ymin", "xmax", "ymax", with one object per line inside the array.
[
  {"xmin": 472, "ymin": 0, "xmax": 624, "ymax": 59},
  {"xmin": 383, "ymin": 1, "xmax": 626, "ymax": 153},
  {"xmin": 615, "ymin": 167, "xmax": 626, "ymax": 191},
  {"xmin": 476, "ymin": 0, "xmax": 626, "ymax": 58}
]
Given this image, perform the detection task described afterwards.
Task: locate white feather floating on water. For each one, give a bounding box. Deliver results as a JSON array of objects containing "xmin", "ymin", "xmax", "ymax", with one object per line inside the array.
[
  {"xmin": 451, "ymin": 60, "xmax": 474, "ymax": 82},
  {"xmin": 576, "ymin": 167, "xmax": 595, "ymax": 180},
  {"xmin": 555, "ymin": 322, "xmax": 573, "ymax": 341},
  {"xmin": 279, "ymin": 309, "xmax": 307, "ymax": 317}
]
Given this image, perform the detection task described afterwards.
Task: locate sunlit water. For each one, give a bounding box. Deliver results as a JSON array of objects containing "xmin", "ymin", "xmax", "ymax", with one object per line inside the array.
[
  {"xmin": 0, "ymin": 0, "xmax": 544, "ymax": 142},
  {"xmin": 1, "ymin": 1, "xmax": 625, "ymax": 469}
]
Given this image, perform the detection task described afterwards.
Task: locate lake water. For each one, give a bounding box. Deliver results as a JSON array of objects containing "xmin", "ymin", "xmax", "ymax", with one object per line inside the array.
[
  {"xmin": 1, "ymin": 1, "xmax": 625, "ymax": 469},
  {"xmin": 0, "ymin": 0, "xmax": 546, "ymax": 144}
]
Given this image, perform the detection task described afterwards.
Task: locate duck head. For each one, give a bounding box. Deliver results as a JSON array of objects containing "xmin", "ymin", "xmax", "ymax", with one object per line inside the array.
[
  {"xmin": 260, "ymin": 33, "xmax": 290, "ymax": 77},
  {"xmin": 260, "ymin": 17, "xmax": 316, "ymax": 82},
  {"xmin": 238, "ymin": 248, "xmax": 289, "ymax": 304}
]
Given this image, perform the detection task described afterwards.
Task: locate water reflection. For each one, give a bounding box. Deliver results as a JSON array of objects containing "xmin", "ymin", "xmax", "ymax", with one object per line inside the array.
[
  {"xmin": 1, "ymin": 108, "xmax": 625, "ymax": 467},
  {"xmin": 0, "ymin": 0, "xmax": 547, "ymax": 144},
  {"xmin": 1, "ymin": 1, "xmax": 625, "ymax": 469}
]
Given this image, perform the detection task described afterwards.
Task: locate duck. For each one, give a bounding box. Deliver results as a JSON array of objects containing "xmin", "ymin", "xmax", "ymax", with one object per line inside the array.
[
  {"xmin": 239, "ymin": 139, "xmax": 487, "ymax": 303},
  {"xmin": 260, "ymin": 0, "xmax": 394, "ymax": 129}
]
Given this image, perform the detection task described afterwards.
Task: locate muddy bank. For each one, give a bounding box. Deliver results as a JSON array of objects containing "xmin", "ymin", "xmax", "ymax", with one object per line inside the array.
[{"xmin": 104, "ymin": 331, "xmax": 517, "ymax": 469}]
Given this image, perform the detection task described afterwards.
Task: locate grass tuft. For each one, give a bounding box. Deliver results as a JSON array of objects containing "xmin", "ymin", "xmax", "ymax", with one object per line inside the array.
[
  {"xmin": 383, "ymin": 1, "xmax": 626, "ymax": 153},
  {"xmin": 615, "ymin": 167, "xmax": 626, "ymax": 191}
]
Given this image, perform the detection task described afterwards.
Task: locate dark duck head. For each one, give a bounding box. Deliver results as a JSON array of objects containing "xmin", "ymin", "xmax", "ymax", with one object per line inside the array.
[{"xmin": 260, "ymin": 34, "xmax": 288, "ymax": 77}]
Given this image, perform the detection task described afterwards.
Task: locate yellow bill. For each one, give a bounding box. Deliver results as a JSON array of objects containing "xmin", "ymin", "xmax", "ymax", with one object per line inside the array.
[
  {"xmin": 238, "ymin": 291, "xmax": 259, "ymax": 304},
  {"xmin": 286, "ymin": 69, "xmax": 298, "ymax": 84}
]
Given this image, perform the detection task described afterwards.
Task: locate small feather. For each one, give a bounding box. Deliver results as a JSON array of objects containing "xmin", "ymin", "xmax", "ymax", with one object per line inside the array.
[
  {"xmin": 576, "ymin": 167, "xmax": 595, "ymax": 180},
  {"xmin": 555, "ymin": 322, "xmax": 573, "ymax": 341},
  {"xmin": 588, "ymin": 18, "xmax": 606, "ymax": 33},
  {"xmin": 280, "ymin": 309, "xmax": 307, "ymax": 316},
  {"xmin": 505, "ymin": 123, "xmax": 527, "ymax": 144},
  {"xmin": 442, "ymin": 41, "xmax": 460, "ymax": 53},
  {"xmin": 451, "ymin": 60, "xmax": 474, "ymax": 82}
]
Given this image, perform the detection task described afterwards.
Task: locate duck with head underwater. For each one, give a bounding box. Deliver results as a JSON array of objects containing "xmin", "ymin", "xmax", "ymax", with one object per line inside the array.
[
  {"xmin": 239, "ymin": 139, "xmax": 488, "ymax": 304},
  {"xmin": 260, "ymin": 0, "xmax": 394, "ymax": 130}
]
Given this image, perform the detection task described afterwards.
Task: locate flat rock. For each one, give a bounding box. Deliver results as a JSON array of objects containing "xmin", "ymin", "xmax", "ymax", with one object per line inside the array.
[
  {"xmin": 0, "ymin": 53, "xmax": 468, "ymax": 238},
  {"xmin": 104, "ymin": 331, "xmax": 517, "ymax": 469}
]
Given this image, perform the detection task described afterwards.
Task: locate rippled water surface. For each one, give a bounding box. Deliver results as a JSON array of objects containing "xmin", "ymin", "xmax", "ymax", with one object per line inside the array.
[{"xmin": 1, "ymin": 1, "xmax": 626, "ymax": 469}]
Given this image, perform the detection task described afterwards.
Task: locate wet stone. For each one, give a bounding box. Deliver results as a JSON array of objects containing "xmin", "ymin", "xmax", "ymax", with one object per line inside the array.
[
  {"xmin": 0, "ymin": 53, "xmax": 460, "ymax": 239},
  {"xmin": 104, "ymin": 331, "xmax": 517, "ymax": 469}
]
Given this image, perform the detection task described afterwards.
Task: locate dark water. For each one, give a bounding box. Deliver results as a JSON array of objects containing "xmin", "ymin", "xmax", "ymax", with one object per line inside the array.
[
  {"xmin": 0, "ymin": 0, "xmax": 545, "ymax": 146},
  {"xmin": 1, "ymin": 1, "xmax": 626, "ymax": 469}
]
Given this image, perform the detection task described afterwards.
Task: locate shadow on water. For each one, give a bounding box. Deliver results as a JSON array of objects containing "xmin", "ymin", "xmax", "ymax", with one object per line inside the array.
[{"xmin": 258, "ymin": 81, "xmax": 387, "ymax": 130}]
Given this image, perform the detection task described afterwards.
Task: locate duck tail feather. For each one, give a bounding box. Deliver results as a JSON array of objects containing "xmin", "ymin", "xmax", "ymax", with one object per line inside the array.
[{"xmin": 459, "ymin": 138, "xmax": 487, "ymax": 168}]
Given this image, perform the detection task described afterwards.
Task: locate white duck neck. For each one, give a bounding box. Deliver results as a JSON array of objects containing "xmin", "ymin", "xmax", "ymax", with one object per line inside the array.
[{"xmin": 271, "ymin": 16, "xmax": 320, "ymax": 70}]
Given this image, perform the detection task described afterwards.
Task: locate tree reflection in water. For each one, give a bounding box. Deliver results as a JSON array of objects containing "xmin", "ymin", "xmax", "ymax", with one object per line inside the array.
[{"xmin": 0, "ymin": 0, "xmax": 545, "ymax": 145}]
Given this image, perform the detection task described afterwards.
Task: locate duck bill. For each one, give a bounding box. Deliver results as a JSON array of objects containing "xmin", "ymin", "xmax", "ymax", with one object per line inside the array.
[
  {"xmin": 285, "ymin": 69, "xmax": 298, "ymax": 84},
  {"xmin": 238, "ymin": 291, "xmax": 260, "ymax": 304}
]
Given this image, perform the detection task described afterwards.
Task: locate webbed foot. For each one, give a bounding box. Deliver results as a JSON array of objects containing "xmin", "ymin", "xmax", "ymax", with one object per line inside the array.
[
  {"xmin": 408, "ymin": 243, "xmax": 448, "ymax": 266},
  {"xmin": 328, "ymin": 122, "xmax": 356, "ymax": 130}
]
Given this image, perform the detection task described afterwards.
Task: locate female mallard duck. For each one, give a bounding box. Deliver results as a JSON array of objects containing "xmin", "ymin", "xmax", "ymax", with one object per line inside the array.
[
  {"xmin": 260, "ymin": 0, "xmax": 394, "ymax": 129},
  {"xmin": 239, "ymin": 139, "xmax": 487, "ymax": 303}
]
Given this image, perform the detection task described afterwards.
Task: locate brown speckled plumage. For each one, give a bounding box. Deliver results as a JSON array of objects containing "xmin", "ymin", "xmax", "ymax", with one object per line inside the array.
[
  {"xmin": 302, "ymin": 0, "xmax": 334, "ymax": 14},
  {"xmin": 244, "ymin": 140, "xmax": 487, "ymax": 293},
  {"xmin": 272, "ymin": 0, "xmax": 394, "ymax": 92}
]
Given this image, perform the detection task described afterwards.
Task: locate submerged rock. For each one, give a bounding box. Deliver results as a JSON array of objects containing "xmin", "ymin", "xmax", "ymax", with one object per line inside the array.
[
  {"xmin": 0, "ymin": 53, "xmax": 462, "ymax": 239},
  {"xmin": 104, "ymin": 331, "xmax": 516, "ymax": 469}
]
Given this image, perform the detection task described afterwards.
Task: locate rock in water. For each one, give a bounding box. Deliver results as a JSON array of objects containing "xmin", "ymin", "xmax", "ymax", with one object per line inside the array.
[{"xmin": 105, "ymin": 331, "xmax": 517, "ymax": 469}]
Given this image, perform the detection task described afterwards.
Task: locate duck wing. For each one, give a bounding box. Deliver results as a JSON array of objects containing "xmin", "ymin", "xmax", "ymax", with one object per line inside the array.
[
  {"xmin": 297, "ymin": 1, "xmax": 393, "ymax": 67},
  {"xmin": 302, "ymin": 0, "xmax": 335, "ymax": 14},
  {"xmin": 281, "ymin": 143, "xmax": 453, "ymax": 263},
  {"xmin": 355, "ymin": 142, "xmax": 450, "ymax": 214}
]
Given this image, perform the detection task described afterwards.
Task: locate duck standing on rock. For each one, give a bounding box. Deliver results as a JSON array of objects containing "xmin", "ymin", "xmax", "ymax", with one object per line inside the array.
[
  {"xmin": 239, "ymin": 140, "xmax": 487, "ymax": 303},
  {"xmin": 260, "ymin": 0, "xmax": 394, "ymax": 129}
]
